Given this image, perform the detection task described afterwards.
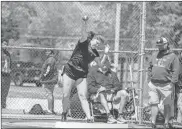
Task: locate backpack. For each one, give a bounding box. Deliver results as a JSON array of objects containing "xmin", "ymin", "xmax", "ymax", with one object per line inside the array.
[{"xmin": 29, "ymin": 104, "xmax": 46, "ymax": 115}]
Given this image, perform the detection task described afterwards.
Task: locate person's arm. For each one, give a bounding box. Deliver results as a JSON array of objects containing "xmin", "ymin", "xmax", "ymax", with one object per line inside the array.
[
  {"xmin": 101, "ymin": 54, "xmax": 107, "ymax": 64},
  {"xmin": 44, "ymin": 59, "xmax": 53, "ymax": 76},
  {"xmin": 43, "ymin": 57, "xmax": 54, "ymax": 77},
  {"xmin": 2, "ymin": 49, "xmax": 11, "ymax": 73},
  {"xmin": 40, "ymin": 57, "xmax": 57, "ymax": 83},
  {"xmin": 43, "ymin": 65, "xmax": 50, "ymax": 76},
  {"xmin": 178, "ymin": 61, "xmax": 182, "ymax": 87},
  {"xmin": 80, "ymin": 19, "xmax": 88, "ymax": 42},
  {"xmin": 6, "ymin": 49, "xmax": 11, "ymax": 72},
  {"xmin": 41, "ymin": 57, "xmax": 54, "ymax": 77},
  {"xmin": 9, "ymin": 53, "xmax": 11, "ymax": 72},
  {"xmin": 40, "ymin": 62, "xmax": 45, "ymax": 78},
  {"xmin": 101, "ymin": 44, "xmax": 110, "ymax": 64},
  {"xmin": 95, "ymin": 44, "xmax": 110, "ymax": 68},
  {"xmin": 171, "ymin": 55, "xmax": 180, "ymax": 85}
]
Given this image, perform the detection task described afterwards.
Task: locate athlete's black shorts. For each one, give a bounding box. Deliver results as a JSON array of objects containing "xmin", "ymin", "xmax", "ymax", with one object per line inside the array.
[{"xmin": 62, "ymin": 63, "xmax": 87, "ymax": 80}]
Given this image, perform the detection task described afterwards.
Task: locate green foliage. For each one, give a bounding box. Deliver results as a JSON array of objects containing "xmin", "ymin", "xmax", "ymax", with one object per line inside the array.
[
  {"xmin": 146, "ymin": 2, "xmax": 182, "ymax": 48},
  {"xmin": 1, "ymin": 2, "xmax": 182, "ymax": 64},
  {"xmin": 1, "ymin": 18, "xmax": 19, "ymax": 42}
]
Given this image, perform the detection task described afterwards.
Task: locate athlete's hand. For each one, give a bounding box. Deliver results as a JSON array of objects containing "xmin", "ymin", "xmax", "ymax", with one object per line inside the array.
[{"xmin": 104, "ymin": 44, "xmax": 110, "ymax": 54}]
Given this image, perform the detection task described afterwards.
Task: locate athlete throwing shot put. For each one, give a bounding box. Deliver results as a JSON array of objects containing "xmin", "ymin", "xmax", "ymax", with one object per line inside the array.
[{"xmin": 61, "ymin": 16, "xmax": 109, "ymax": 122}]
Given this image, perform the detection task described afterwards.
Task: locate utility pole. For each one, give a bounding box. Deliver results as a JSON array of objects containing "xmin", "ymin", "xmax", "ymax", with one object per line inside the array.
[
  {"xmin": 114, "ymin": 3, "xmax": 121, "ymax": 78},
  {"xmin": 139, "ymin": 1, "xmax": 146, "ymax": 125}
]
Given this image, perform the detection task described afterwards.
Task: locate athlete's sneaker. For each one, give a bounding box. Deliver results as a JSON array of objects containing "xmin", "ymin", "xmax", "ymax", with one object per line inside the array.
[
  {"xmin": 52, "ymin": 111, "xmax": 57, "ymax": 115},
  {"xmin": 117, "ymin": 115, "xmax": 127, "ymax": 124},
  {"xmin": 107, "ymin": 114, "xmax": 117, "ymax": 124},
  {"xmin": 163, "ymin": 123, "xmax": 173, "ymax": 129},
  {"xmin": 151, "ymin": 123, "xmax": 157, "ymax": 129},
  {"xmin": 46, "ymin": 110, "xmax": 57, "ymax": 115},
  {"xmin": 61, "ymin": 112, "xmax": 67, "ymax": 121}
]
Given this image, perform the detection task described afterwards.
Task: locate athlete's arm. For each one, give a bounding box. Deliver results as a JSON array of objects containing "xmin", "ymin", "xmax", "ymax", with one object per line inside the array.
[{"xmin": 80, "ymin": 20, "xmax": 88, "ymax": 42}]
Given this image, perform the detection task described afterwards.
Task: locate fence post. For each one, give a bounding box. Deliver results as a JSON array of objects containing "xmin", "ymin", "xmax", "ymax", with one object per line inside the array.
[
  {"xmin": 114, "ymin": 3, "xmax": 121, "ymax": 78},
  {"xmin": 139, "ymin": 1, "xmax": 146, "ymax": 125}
]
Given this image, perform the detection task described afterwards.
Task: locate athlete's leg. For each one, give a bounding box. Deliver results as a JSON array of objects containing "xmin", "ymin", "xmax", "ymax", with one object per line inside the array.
[
  {"xmin": 76, "ymin": 78, "xmax": 92, "ymax": 119},
  {"xmin": 62, "ymin": 73, "xmax": 75, "ymax": 113}
]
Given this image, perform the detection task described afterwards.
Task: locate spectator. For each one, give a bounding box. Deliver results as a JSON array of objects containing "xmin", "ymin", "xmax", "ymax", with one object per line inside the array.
[
  {"xmin": 87, "ymin": 59, "xmax": 129, "ymax": 124},
  {"xmin": 1, "ymin": 41, "xmax": 11, "ymax": 109},
  {"xmin": 40, "ymin": 50, "xmax": 58, "ymax": 115},
  {"xmin": 177, "ymin": 51, "xmax": 182, "ymax": 123},
  {"xmin": 148, "ymin": 37, "xmax": 180, "ymax": 129}
]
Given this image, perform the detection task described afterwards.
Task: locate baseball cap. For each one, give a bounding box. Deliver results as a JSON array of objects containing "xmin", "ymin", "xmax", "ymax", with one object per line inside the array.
[
  {"xmin": 156, "ymin": 37, "xmax": 168, "ymax": 46},
  {"xmin": 45, "ymin": 49, "xmax": 54, "ymax": 54}
]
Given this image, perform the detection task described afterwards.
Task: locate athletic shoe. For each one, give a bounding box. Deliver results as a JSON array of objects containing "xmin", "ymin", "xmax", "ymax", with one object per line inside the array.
[
  {"xmin": 107, "ymin": 115, "xmax": 117, "ymax": 124},
  {"xmin": 163, "ymin": 123, "xmax": 173, "ymax": 129},
  {"xmin": 61, "ymin": 112, "xmax": 67, "ymax": 121},
  {"xmin": 46, "ymin": 110, "xmax": 57, "ymax": 115},
  {"xmin": 117, "ymin": 115, "xmax": 127, "ymax": 124},
  {"xmin": 151, "ymin": 123, "xmax": 157, "ymax": 129},
  {"xmin": 52, "ymin": 111, "xmax": 57, "ymax": 115}
]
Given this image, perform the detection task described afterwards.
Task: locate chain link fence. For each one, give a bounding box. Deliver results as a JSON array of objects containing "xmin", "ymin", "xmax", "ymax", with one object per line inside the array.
[
  {"xmin": 141, "ymin": 2, "xmax": 182, "ymax": 126},
  {"xmin": 1, "ymin": 1, "xmax": 182, "ymax": 126}
]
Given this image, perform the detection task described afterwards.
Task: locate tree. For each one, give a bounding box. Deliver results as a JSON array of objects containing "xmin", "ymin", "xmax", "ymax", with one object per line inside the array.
[
  {"xmin": 1, "ymin": 2, "xmax": 20, "ymax": 42},
  {"xmin": 146, "ymin": 2, "xmax": 182, "ymax": 48}
]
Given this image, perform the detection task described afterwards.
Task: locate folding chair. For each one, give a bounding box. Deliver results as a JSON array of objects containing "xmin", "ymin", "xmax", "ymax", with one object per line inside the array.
[{"xmin": 89, "ymin": 91, "xmax": 115, "ymax": 122}]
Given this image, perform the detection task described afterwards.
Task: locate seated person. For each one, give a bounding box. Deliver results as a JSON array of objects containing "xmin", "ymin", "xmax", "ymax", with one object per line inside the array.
[
  {"xmin": 177, "ymin": 52, "xmax": 182, "ymax": 123},
  {"xmin": 177, "ymin": 89, "xmax": 182, "ymax": 123},
  {"xmin": 87, "ymin": 60, "xmax": 129, "ymax": 124}
]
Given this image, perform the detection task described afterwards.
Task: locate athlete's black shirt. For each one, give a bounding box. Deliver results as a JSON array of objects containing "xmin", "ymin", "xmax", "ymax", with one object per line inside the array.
[{"xmin": 67, "ymin": 39, "xmax": 99, "ymax": 74}]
